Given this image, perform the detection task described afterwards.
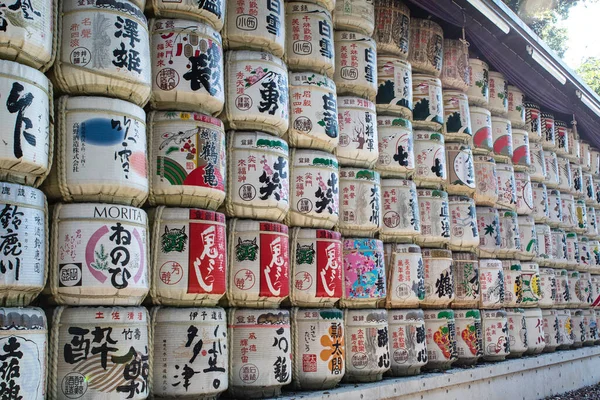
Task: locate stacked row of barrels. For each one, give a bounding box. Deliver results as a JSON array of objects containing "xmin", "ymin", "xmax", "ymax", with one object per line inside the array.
[{"xmin": 2, "ymin": 0, "xmax": 600, "ymax": 399}]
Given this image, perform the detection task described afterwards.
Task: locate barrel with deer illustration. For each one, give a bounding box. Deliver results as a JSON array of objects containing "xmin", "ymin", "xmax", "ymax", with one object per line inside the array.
[
  {"xmin": 334, "ymin": 31, "xmax": 378, "ymax": 101},
  {"xmin": 145, "ymin": 0, "xmax": 225, "ymax": 30},
  {"xmin": 415, "ymin": 189, "xmax": 450, "ymax": 248},
  {"xmin": 287, "ymin": 72, "xmax": 339, "ymax": 152},
  {"xmin": 408, "ymin": 18, "xmax": 443, "ymax": 77},
  {"xmin": 376, "ymin": 117, "xmax": 415, "ymax": 178},
  {"xmin": 50, "ymin": 306, "xmax": 150, "ymax": 400},
  {"xmin": 443, "ymin": 91, "xmax": 472, "ymax": 142},
  {"xmin": 151, "ymin": 306, "xmax": 228, "ymax": 399},
  {"xmin": 473, "ymin": 155, "xmax": 498, "ymax": 206},
  {"xmin": 481, "ymin": 309, "xmax": 509, "ymax": 362},
  {"xmin": 448, "ymin": 196, "xmax": 479, "ymax": 251},
  {"xmin": 453, "ymin": 309, "xmax": 483, "ymax": 366},
  {"xmin": 44, "ymin": 96, "xmax": 148, "ymax": 207},
  {"xmin": 413, "ymin": 131, "xmax": 447, "ymax": 188},
  {"xmin": 518, "ymin": 216, "xmax": 537, "ymax": 261},
  {"xmin": 149, "ymin": 207, "xmax": 226, "ymax": 306},
  {"xmin": 538, "ymin": 267, "xmax": 556, "ymax": 308},
  {"xmin": 287, "ymin": 149, "xmax": 339, "ymax": 229},
  {"xmin": 452, "ymin": 253, "xmax": 480, "ymax": 309},
  {"xmin": 373, "ymin": 0, "xmax": 410, "ymax": 58},
  {"xmin": 226, "ymin": 131, "xmax": 289, "ymax": 222},
  {"xmin": 380, "ymin": 179, "xmax": 421, "ymax": 242},
  {"xmin": 386, "ymin": 309, "xmax": 427, "ymax": 376},
  {"xmin": 336, "ymin": 97, "xmax": 379, "ymax": 168},
  {"xmin": 223, "ymin": 51, "xmax": 289, "ymax": 136},
  {"xmin": 334, "ymin": 0, "xmax": 375, "ymax": 35},
  {"xmin": 412, "ymin": 74, "xmax": 444, "ymax": 131},
  {"xmin": 222, "ymin": 0, "xmax": 285, "ymax": 56},
  {"xmin": 52, "ymin": 0, "xmax": 151, "ymax": 106},
  {"xmin": 422, "ymin": 309, "xmax": 457, "ymax": 370},
  {"xmin": 467, "ymin": 58, "xmax": 489, "ymax": 107},
  {"xmin": 384, "ymin": 244, "xmax": 425, "ymax": 308},
  {"xmin": 340, "ymin": 238, "xmax": 386, "ymax": 308},
  {"xmin": 289, "ymin": 228, "xmax": 342, "ymax": 307},
  {"xmin": 479, "ymin": 259, "xmax": 505, "ymax": 309},
  {"xmin": 488, "ymin": 71, "xmax": 508, "ymax": 117},
  {"xmin": 445, "ymin": 144, "xmax": 476, "ymax": 196},
  {"xmin": 285, "ymin": 3, "xmax": 335, "ymax": 77},
  {"xmin": 338, "ymin": 168, "xmax": 381, "ymax": 237},
  {"xmin": 441, "ymin": 39, "xmax": 469, "ymax": 92},
  {"xmin": 507, "ymin": 85, "xmax": 526, "ymax": 128},
  {"xmin": 476, "ymin": 207, "xmax": 501, "ymax": 258},
  {"xmin": 149, "ymin": 19, "xmax": 224, "ymax": 115},
  {"xmin": 226, "ymin": 219, "xmax": 289, "ymax": 308},
  {"xmin": 531, "ymin": 182, "xmax": 549, "ymax": 223},
  {"xmin": 469, "ymin": 106, "xmax": 493, "ymax": 154},
  {"xmin": 515, "ymin": 171, "xmax": 534, "ymax": 216},
  {"xmin": 376, "ymin": 56, "xmax": 413, "ymax": 119}
]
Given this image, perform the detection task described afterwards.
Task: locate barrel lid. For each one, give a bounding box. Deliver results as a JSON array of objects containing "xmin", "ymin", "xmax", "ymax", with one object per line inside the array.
[
  {"xmin": 557, "ymin": 309, "xmax": 572, "ymax": 316},
  {"xmin": 230, "ymin": 309, "xmax": 290, "ymax": 324},
  {"xmin": 56, "ymin": 203, "xmax": 147, "ymax": 225},
  {"xmin": 153, "ymin": 307, "xmax": 226, "ymax": 324},
  {"xmin": 0, "ymin": 59, "xmax": 49, "ymax": 93},
  {"xmin": 542, "ymin": 309, "xmax": 558, "ymax": 315},
  {"xmin": 0, "ymin": 308, "xmax": 46, "ymax": 330},
  {"xmin": 150, "ymin": 18, "xmax": 221, "ymax": 41},
  {"xmin": 566, "ymin": 232, "xmax": 578, "ymax": 239},
  {"xmin": 57, "ymin": 306, "xmax": 149, "ymax": 324},
  {"xmin": 289, "ymin": 72, "xmax": 336, "ymax": 91},
  {"xmin": 150, "ymin": 110, "xmax": 224, "ymax": 129},
  {"xmin": 0, "ymin": 182, "xmax": 45, "ymax": 209},
  {"xmin": 557, "ymin": 269, "xmax": 568, "ymax": 276}
]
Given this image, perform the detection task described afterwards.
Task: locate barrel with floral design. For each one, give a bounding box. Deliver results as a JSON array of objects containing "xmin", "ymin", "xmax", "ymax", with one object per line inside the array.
[{"xmin": 423, "ymin": 309, "xmax": 458, "ymax": 370}]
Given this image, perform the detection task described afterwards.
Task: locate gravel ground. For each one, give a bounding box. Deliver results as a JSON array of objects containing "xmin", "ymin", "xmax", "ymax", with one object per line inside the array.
[{"xmin": 544, "ymin": 383, "xmax": 600, "ymax": 399}]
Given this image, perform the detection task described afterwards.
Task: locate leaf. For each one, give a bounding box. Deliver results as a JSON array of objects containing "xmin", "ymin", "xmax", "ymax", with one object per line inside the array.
[
  {"xmin": 317, "ymin": 120, "xmax": 326, "ymax": 127},
  {"xmin": 22, "ymin": 132, "xmax": 36, "ymax": 146}
]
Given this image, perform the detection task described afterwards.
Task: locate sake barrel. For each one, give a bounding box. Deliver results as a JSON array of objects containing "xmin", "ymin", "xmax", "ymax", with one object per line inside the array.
[
  {"xmin": 45, "ymin": 96, "xmax": 148, "ymax": 207},
  {"xmin": 591, "ymin": 243, "xmax": 600, "ymax": 269},
  {"xmin": 151, "ymin": 306, "xmax": 228, "ymax": 399},
  {"xmin": 223, "ymin": 51, "xmax": 289, "ymax": 136},
  {"xmin": 375, "ymin": 56, "xmax": 413, "ymax": 119},
  {"xmin": 587, "ymin": 207, "xmax": 598, "ymax": 237},
  {"xmin": 524, "ymin": 308, "xmax": 545, "ymax": 354},
  {"xmin": 470, "ymin": 106, "xmax": 493, "ymax": 154},
  {"xmin": 596, "ymin": 310, "xmax": 600, "ymax": 344},
  {"xmin": 443, "ymin": 91, "xmax": 472, "ymax": 142},
  {"xmin": 592, "ymin": 275, "xmax": 600, "ymax": 306},
  {"xmin": 592, "ymin": 149, "xmax": 600, "ymax": 177},
  {"xmin": 524, "ymin": 101, "xmax": 542, "ymax": 143},
  {"xmin": 441, "ymin": 39, "xmax": 469, "ymax": 92},
  {"xmin": 149, "ymin": 207, "xmax": 226, "ymax": 306},
  {"xmin": 376, "ymin": 117, "xmax": 415, "ymax": 178},
  {"xmin": 287, "ymin": 72, "xmax": 339, "ymax": 152},
  {"xmin": 539, "ymin": 268, "xmax": 557, "ymax": 309},
  {"xmin": 496, "ymin": 163, "xmax": 517, "ymax": 211},
  {"xmin": 583, "ymin": 309, "xmax": 598, "ymax": 345},
  {"xmin": 547, "ymin": 189, "xmax": 563, "ymax": 227},
  {"xmin": 0, "ymin": 60, "xmax": 52, "ymax": 187},
  {"xmin": 299, "ymin": 0, "xmax": 335, "ymax": 11},
  {"xmin": 149, "ymin": 19, "xmax": 224, "ymax": 115},
  {"xmin": 556, "ymin": 309, "xmax": 574, "ymax": 349},
  {"xmin": 507, "ymin": 85, "xmax": 526, "ymax": 128},
  {"xmin": 453, "ymin": 309, "xmax": 483, "ymax": 366},
  {"xmin": 479, "ymin": 259, "xmax": 505, "ymax": 309},
  {"xmin": 227, "ymin": 309, "xmax": 291, "ymax": 398},
  {"xmin": 515, "ymin": 172, "xmax": 534, "ymax": 216},
  {"xmin": 445, "ymin": 144, "xmax": 476, "ymax": 196},
  {"xmin": 285, "ymin": 3, "xmax": 335, "ymax": 77},
  {"xmin": 289, "ymin": 228, "xmax": 342, "ymax": 307},
  {"xmin": 581, "ymin": 272, "xmax": 593, "ymax": 306},
  {"xmin": 412, "ymin": 74, "xmax": 444, "ymax": 131},
  {"xmin": 423, "ymin": 309, "xmax": 457, "ymax": 370},
  {"xmin": 481, "ymin": 309, "xmax": 509, "ymax": 362},
  {"xmin": 557, "ymin": 157, "xmax": 573, "ymax": 194},
  {"xmin": 555, "ymin": 269, "xmax": 570, "ymax": 308},
  {"xmin": 49, "ymin": 203, "xmax": 148, "ymax": 305},
  {"xmin": 373, "ymin": 0, "xmax": 410, "ymax": 58},
  {"xmin": 343, "ymin": 309, "xmax": 390, "ymax": 382},
  {"xmin": 0, "ymin": 183, "xmax": 46, "ymax": 306},
  {"xmin": 408, "ymin": 18, "xmax": 443, "ymax": 76},
  {"xmin": 380, "ymin": 179, "xmax": 421, "ymax": 242},
  {"xmin": 576, "ymin": 200, "xmax": 589, "ymax": 234},
  {"xmin": 338, "ymin": 169, "xmax": 381, "ymax": 237},
  {"xmin": 415, "ymin": 189, "xmax": 450, "ymax": 247},
  {"xmin": 340, "ymin": 238, "xmax": 386, "ymax": 308},
  {"xmin": 581, "ymin": 141, "xmax": 592, "ymax": 172},
  {"xmin": 452, "ymin": 253, "xmax": 480, "ymax": 308},
  {"xmin": 473, "ymin": 155, "xmax": 498, "ymax": 206},
  {"xmin": 333, "ymin": 31, "xmax": 377, "ymax": 101},
  {"xmin": 491, "ymin": 116, "xmax": 513, "ymax": 163},
  {"xmin": 568, "ymin": 128, "xmax": 581, "ymax": 162},
  {"xmin": 595, "ymin": 177, "xmax": 600, "ymax": 205},
  {"xmin": 333, "ymin": 0, "xmax": 375, "ymax": 36},
  {"xmin": 541, "ymin": 112, "xmax": 556, "ymax": 150},
  {"xmin": 413, "ymin": 131, "xmax": 447, "ymax": 188},
  {"xmin": 467, "ymin": 58, "xmax": 489, "ymax": 107},
  {"xmin": 387, "ymin": 309, "xmax": 428, "ymax": 376},
  {"xmin": 52, "ymin": 0, "xmax": 151, "ymax": 106},
  {"xmin": 226, "ymin": 131, "xmax": 289, "ymax": 222},
  {"xmin": 448, "ymin": 196, "xmax": 479, "ymax": 251},
  {"xmin": 572, "ymin": 164, "xmax": 584, "ymax": 198},
  {"xmin": 225, "ymin": 219, "xmax": 289, "ymax": 308},
  {"xmin": 535, "ymin": 224, "xmax": 553, "ymax": 266},
  {"xmin": 145, "ymin": 0, "xmax": 225, "ymax": 30},
  {"xmin": 147, "ymin": 111, "xmax": 226, "ymax": 209},
  {"xmin": 528, "ymin": 142, "xmax": 547, "ymax": 182},
  {"xmin": 512, "ymin": 129, "xmax": 531, "ymax": 170},
  {"xmin": 554, "ymin": 120, "xmax": 569, "ymax": 156},
  {"xmin": 488, "ymin": 71, "xmax": 508, "ymax": 117},
  {"xmin": 336, "ymin": 97, "xmax": 379, "ymax": 167},
  {"xmin": 561, "ymin": 193, "xmax": 577, "ymax": 231},
  {"xmin": 585, "ymin": 174, "xmax": 596, "ymax": 205},
  {"xmin": 0, "ymin": 308, "xmax": 47, "ymax": 399},
  {"xmin": 287, "ymin": 149, "xmax": 339, "ymax": 229},
  {"xmin": 50, "ymin": 306, "xmax": 149, "ymax": 399},
  {"xmin": 542, "ymin": 309, "xmax": 560, "ymax": 352},
  {"xmin": 384, "ymin": 244, "xmax": 425, "ymax": 308},
  {"xmin": 222, "ymin": 0, "xmax": 285, "ymax": 57},
  {"xmin": 551, "ymin": 229, "xmax": 568, "ymax": 268},
  {"xmin": 505, "ymin": 308, "xmax": 528, "ymax": 357},
  {"xmin": 518, "ymin": 216, "xmax": 537, "ymax": 260},
  {"xmin": 421, "ymin": 249, "xmax": 454, "ymax": 308},
  {"xmin": 532, "ymin": 183, "xmax": 549, "ymax": 223},
  {"xmin": 476, "ymin": 207, "xmax": 501, "ymax": 257},
  {"xmin": 573, "ymin": 310, "xmax": 587, "ymax": 346},
  {"xmin": 520, "ymin": 262, "xmax": 541, "ymax": 307},
  {"xmin": 569, "ymin": 270, "xmax": 584, "ymax": 308},
  {"xmin": 502, "ymin": 260, "xmax": 523, "ymax": 307},
  {"xmin": 291, "ymin": 308, "xmax": 345, "ymax": 390}
]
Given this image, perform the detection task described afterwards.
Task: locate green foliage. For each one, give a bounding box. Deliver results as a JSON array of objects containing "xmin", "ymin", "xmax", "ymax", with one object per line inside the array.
[{"xmin": 577, "ymin": 57, "xmax": 600, "ymax": 96}]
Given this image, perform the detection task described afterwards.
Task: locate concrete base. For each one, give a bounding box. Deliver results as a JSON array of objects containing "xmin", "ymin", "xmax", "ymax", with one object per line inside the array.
[{"xmin": 281, "ymin": 346, "xmax": 600, "ymax": 400}]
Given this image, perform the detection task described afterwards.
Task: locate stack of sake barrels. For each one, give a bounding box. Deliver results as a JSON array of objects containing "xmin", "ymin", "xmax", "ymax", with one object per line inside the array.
[{"xmin": 0, "ymin": 0, "xmax": 55, "ymax": 397}]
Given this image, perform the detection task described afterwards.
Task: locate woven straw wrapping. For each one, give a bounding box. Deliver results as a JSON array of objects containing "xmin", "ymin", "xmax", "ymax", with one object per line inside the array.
[
  {"xmin": 373, "ymin": 0, "xmax": 410, "ymax": 58},
  {"xmin": 145, "ymin": 0, "xmax": 225, "ymax": 30},
  {"xmin": 408, "ymin": 18, "xmax": 443, "ymax": 76},
  {"xmin": 441, "ymin": 39, "xmax": 469, "ymax": 92},
  {"xmin": 333, "ymin": 0, "xmax": 375, "ymax": 36},
  {"xmin": 335, "ymin": 97, "xmax": 379, "ymax": 168}
]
